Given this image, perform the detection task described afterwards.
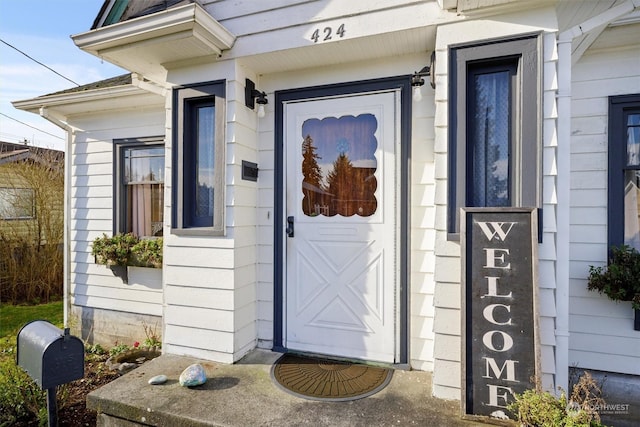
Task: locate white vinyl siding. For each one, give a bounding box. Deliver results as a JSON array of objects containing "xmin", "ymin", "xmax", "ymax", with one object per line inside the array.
[
  {"xmin": 162, "ymin": 70, "xmax": 259, "ymax": 362},
  {"xmin": 69, "ymin": 107, "xmax": 165, "ymax": 317},
  {"xmin": 432, "ymin": 10, "xmax": 559, "ymax": 398},
  {"xmin": 569, "ymin": 41, "xmax": 640, "ymax": 375},
  {"xmin": 164, "ymin": 0, "xmax": 454, "ymax": 365}
]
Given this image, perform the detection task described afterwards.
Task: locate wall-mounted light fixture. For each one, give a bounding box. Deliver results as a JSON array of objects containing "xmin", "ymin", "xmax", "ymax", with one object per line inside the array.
[
  {"xmin": 410, "ymin": 52, "xmax": 436, "ymax": 102},
  {"xmin": 245, "ymin": 78, "xmax": 268, "ymax": 118}
]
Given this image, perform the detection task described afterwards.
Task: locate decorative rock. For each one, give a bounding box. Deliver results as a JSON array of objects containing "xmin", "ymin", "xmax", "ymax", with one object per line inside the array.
[
  {"xmin": 179, "ymin": 364, "xmax": 207, "ymax": 387},
  {"xmin": 118, "ymin": 362, "xmax": 137, "ymax": 373},
  {"xmin": 148, "ymin": 374, "xmax": 168, "ymax": 385}
]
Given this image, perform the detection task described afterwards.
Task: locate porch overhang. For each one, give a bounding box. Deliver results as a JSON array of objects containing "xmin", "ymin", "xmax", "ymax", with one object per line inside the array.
[
  {"xmin": 72, "ymin": 3, "xmax": 236, "ymax": 83},
  {"xmin": 12, "ymin": 84, "xmax": 162, "ymax": 119}
]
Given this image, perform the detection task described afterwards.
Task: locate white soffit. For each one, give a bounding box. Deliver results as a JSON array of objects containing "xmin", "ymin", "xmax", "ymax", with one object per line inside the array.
[
  {"xmin": 13, "ymin": 86, "xmax": 162, "ymax": 118},
  {"xmin": 72, "ymin": 3, "xmax": 236, "ymax": 82},
  {"xmin": 237, "ymin": 26, "xmax": 436, "ymax": 75}
]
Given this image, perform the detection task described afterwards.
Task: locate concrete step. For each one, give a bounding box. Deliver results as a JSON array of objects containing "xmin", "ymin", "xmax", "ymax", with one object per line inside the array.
[{"xmin": 88, "ymin": 350, "xmax": 487, "ymax": 427}]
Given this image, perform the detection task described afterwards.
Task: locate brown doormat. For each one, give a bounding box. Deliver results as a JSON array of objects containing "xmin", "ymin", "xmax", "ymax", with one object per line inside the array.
[{"xmin": 271, "ymin": 354, "xmax": 393, "ymax": 401}]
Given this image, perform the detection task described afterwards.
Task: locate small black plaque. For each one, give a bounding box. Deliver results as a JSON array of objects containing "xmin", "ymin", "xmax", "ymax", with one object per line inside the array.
[{"xmin": 242, "ymin": 160, "xmax": 258, "ymax": 182}]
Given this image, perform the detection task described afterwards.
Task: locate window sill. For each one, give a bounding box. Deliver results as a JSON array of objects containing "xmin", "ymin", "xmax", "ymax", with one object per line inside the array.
[
  {"xmin": 447, "ymin": 233, "xmax": 461, "ymax": 242},
  {"xmin": 170, "ymin": 227, "xmax": 224, "ymax": 237}
]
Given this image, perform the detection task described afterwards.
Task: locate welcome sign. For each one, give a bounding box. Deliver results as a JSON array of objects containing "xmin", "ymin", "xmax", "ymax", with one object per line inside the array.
[{"xmin": 461, "ymin": 208, "xmax": 539, "ymax": 419}]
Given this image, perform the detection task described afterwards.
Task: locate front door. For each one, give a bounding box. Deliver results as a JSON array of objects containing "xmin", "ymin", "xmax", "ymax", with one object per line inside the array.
[{"xmin": 284, "ymin": 91, "xmax": 400, "ymax": 363}]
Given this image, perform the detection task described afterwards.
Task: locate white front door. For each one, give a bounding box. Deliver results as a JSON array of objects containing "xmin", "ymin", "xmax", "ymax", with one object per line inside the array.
[{"xmin": 284, "ymin": 91, "xmax": 399, "ymax": 363}]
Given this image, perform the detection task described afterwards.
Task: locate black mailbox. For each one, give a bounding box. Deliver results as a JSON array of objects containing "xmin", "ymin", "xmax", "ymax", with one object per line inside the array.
[{"xmin": 17, "ymin": 320, "xmax": 84, "ymax": 389}]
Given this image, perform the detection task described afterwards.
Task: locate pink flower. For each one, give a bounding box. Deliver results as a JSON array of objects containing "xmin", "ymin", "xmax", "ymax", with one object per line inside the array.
[{"xmin": 133, "ymin": 341, "xmax": 140, "ymax": 348}]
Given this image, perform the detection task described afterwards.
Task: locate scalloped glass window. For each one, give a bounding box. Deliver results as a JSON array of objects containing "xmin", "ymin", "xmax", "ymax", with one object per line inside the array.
[{"xmin": 301, "ymin": 114, "xmax": 378, "ymax": 217}]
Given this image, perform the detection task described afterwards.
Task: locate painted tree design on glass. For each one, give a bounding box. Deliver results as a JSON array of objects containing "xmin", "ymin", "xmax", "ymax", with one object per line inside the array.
[
  {"xmin": 301, "ymin": 114, "xmax": 378, "ymax": 217},
  {"xmin": 301, "ymin": 135, "xmax": 324, "ymax": 215}
]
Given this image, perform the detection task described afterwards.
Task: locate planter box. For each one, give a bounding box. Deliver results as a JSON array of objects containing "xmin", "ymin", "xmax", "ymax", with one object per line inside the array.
[{"xmin": 128, "ymin": 266, "xmax": 162, "ymax": 290}]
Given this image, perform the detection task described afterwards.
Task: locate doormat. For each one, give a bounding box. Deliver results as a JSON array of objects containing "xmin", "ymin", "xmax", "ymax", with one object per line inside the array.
[{"xmin": 271, "ymin": 354, "xmax": 393, "ymax": 401}]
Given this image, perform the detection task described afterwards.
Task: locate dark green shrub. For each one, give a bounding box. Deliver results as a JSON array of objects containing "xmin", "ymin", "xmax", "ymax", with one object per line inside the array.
[
  {"xmin": 588, "ymin": 245, "xmax": 640, "ymax": 309},
  {"xmin": 0, "ymin": 357, "xmax": 61, "ymax": 426}
]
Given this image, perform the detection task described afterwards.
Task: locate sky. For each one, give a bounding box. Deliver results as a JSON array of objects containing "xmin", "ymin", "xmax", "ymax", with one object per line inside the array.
[{"xmin": 0, "ymin": 0, "xmax": 126, "ymax": 151}]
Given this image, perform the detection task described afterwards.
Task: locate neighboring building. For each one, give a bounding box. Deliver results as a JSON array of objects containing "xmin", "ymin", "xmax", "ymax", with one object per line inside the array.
[
  {"xmin": 13, "ymin": 0, "xmax": 640, "ymax": 422},
  {"xmin": 0, "ymin": 141, "xmax": 64, "ymax": 302},
  {"xmin": 0, "ymin": 141, "xmax": 64, "ymax": 243}
]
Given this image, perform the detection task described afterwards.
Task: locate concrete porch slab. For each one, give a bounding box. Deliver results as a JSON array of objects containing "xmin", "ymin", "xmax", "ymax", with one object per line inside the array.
[{"xmin": 88, "ymin": 350, "xmax": 489, "ymax": 426}]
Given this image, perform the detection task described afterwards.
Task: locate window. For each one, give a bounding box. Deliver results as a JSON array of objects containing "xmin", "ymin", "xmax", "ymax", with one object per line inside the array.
[
  {"xmin": 114, "ymin": 137, "xmax": 165, "ymax": 237},
  {"xmin": 608, "ymin": 94, "xmax": 640, "ymax": 250},
  {"xmin": 301, "ymin": 114, "xmax": 378, "ymax": 217},
  {"xmin": 172, "ymin": 81, "xmax": 226, "ymax": 234},
  {"xmin": 0, "ymin": 187, "xmax": 34, "ymax": 220},
  {"xmin": 448, "ymin": 35, "xmax": 541, "ymax": 237}
]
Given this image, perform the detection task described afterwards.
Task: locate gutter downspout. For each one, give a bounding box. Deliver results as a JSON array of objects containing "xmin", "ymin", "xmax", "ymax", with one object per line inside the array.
[
  {"xmin": 39, "ymin": 107, "xmax": 73, "ymax": 328},
  {"xmin": 555, "ymin": 0, "xmax": 640, "ymax": 394}
]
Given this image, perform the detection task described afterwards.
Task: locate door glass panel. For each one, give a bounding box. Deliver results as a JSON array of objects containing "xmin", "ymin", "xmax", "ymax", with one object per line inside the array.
[
  {"xmin": 300, "ymin": 114, "xmax": 378, "ymax": 217},
  {"xmin": 469, "ymin": 70, "xmax": 511, "ymax": 207}
]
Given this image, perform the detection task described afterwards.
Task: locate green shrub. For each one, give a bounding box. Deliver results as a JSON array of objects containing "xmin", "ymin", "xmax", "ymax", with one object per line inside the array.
[
  {"xmin": 92, "ymin": 233, "xmax": 162, "ymax": 268},
  {"xmin": 588, "ymin": 245, "xmax": 640, "ymax": 309},
  {"xmin": 130, "ymin": 238, "xmax": 163, "ymax": 268},
  {"xmin": 142, "ymin": 322, "xmax": 162, "ymax": 349},
  {"xmin": 508, "ymin": 373, "xmax": 607, "ymax": 427},
  {"xmin": 86, "ymin": 342, "xmax": 106, "ymax": 355},
  {"xmin": 109, "ymin": 343, "xmax": 131, "ymax": 357},
  {"xmin": 0, "ymin": 358, "xmax": 46, "ymax": 426},
  {"xmin": 509, "ymin": 386, "xmax": 566, "ymax": 426},
  {"xmin": 91, "ymin": 233, "xmax": 139, "ymax": 266}
]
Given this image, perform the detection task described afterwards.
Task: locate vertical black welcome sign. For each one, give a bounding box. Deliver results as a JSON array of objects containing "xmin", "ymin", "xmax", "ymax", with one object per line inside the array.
[{"xmin": 462, "ymin": 208, "xmax": 539, "ymax": 419}]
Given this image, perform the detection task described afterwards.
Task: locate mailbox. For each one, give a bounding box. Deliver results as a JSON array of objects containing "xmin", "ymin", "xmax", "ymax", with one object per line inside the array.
[{"xmin": 17, "ymin": 320, "xmax": 84, "ymax": 389}]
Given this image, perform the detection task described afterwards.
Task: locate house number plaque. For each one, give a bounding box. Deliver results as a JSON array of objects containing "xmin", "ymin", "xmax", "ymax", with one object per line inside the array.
[
  {"xmin": 461, "ymin": 208, "xmax": 539, "ymax": 420},
  {"xmin": 310, "ymin": 24, "xmax": 345, "ymax": 43}
]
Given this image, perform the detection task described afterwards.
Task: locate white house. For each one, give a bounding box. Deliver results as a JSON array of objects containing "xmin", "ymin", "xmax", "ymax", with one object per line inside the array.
[{"xmin": 14, "ymin": 0, "xmax": 640, "ymax": 422}]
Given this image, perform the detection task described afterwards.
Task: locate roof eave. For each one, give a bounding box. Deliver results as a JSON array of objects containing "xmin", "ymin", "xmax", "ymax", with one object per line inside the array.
[
  {"xmin": 12, "ymin": 85, "xmax": 158, "ymax": 117},
  {"xmin": 71, "ymin": 3, "xmax": 235, "ymax": 82}
]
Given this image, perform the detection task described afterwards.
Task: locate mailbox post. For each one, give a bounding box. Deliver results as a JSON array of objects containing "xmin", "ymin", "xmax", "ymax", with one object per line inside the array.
[{"xmin": 17, "ymin": 320, "xmax": 84, "ymax": 427}]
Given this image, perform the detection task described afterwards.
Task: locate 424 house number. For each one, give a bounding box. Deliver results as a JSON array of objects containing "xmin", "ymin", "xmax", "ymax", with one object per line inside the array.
[{"xmin": 310, "ymin": 24, "xmax": 346, "ymax": 43}]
